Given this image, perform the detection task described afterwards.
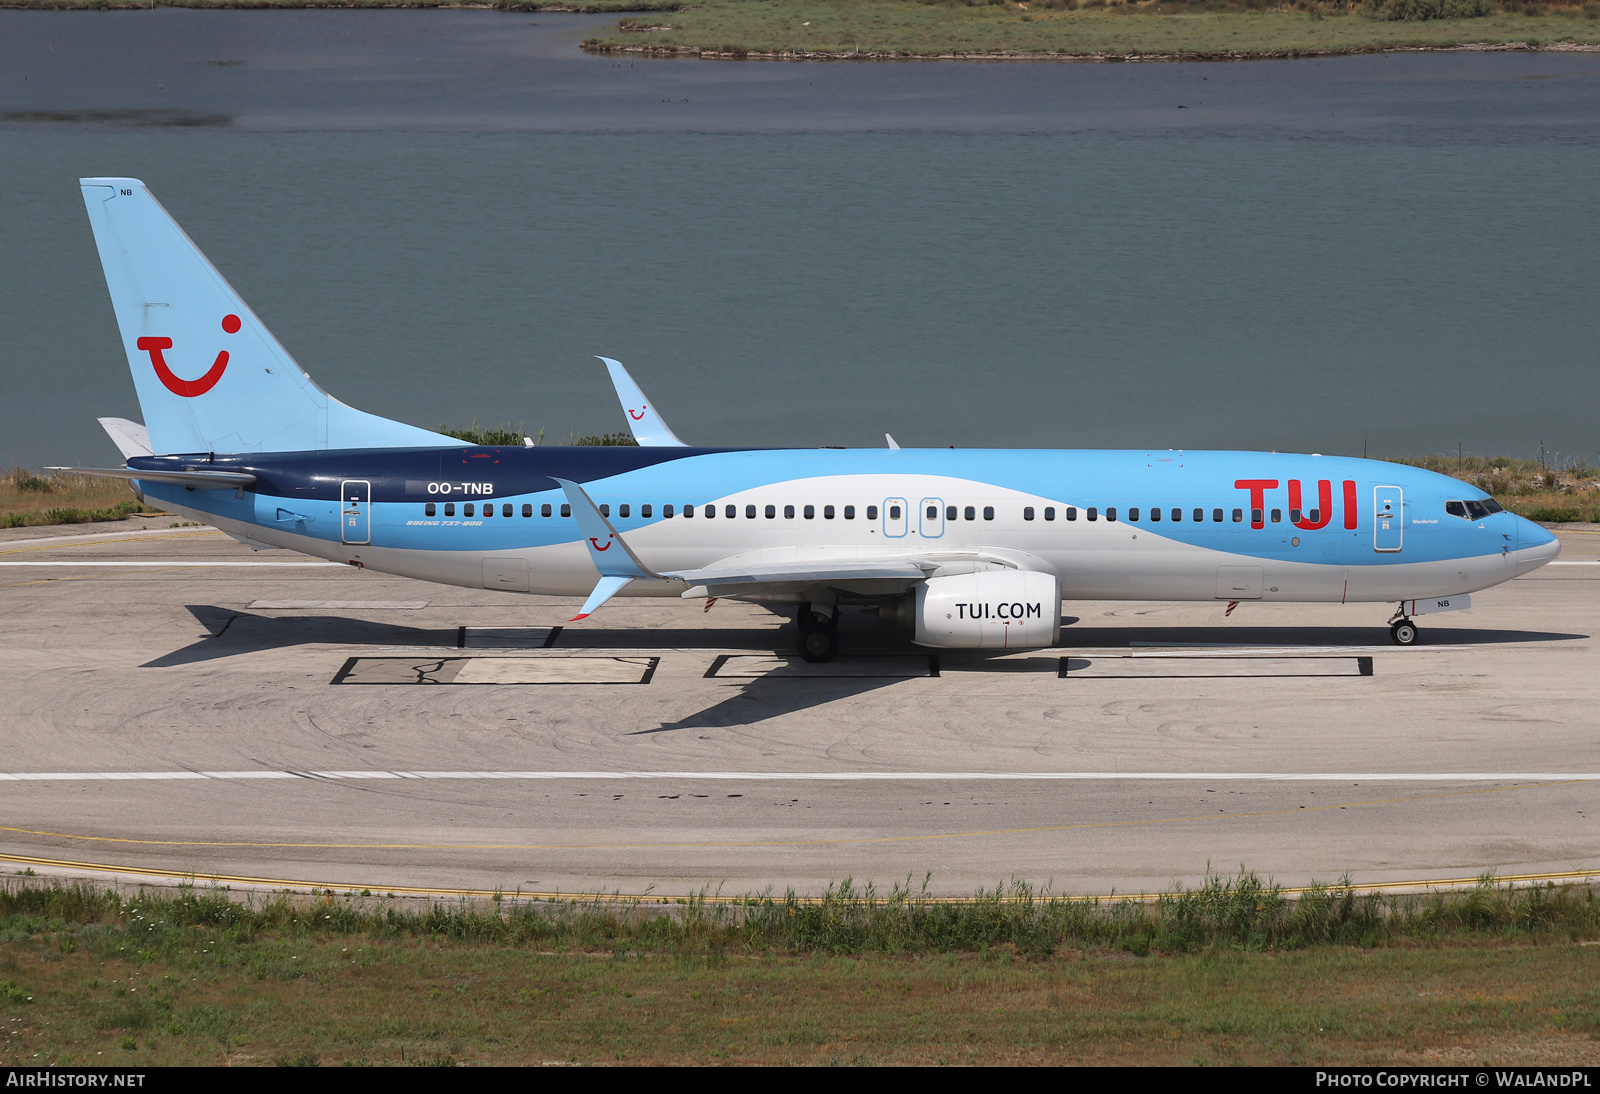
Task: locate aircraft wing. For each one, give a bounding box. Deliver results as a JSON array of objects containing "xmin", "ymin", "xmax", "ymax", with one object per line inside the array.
[
  {"xmin": 597, "ymin": 357, "xmax": 688, "ymax": 447},
  {"xmin": 664, "ymin": 558, "xmax": 929, "ymax": 589}
]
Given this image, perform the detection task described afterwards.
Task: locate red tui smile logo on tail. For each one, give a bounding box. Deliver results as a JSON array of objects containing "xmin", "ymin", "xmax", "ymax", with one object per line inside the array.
[{"xmin": 138, "ymin": 314, "xmax": 241, "ymax": 397}]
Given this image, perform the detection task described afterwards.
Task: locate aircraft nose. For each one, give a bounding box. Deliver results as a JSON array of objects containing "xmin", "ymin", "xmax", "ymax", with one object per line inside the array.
[{"xmin": 1513, "ymin": 515, "xmax": 1560, "ymax": 575}]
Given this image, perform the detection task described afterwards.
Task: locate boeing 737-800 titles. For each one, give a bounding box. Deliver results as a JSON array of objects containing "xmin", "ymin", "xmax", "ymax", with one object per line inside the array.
[{"xmin": 57, "ymin": 179, "xmax": 1561, "ymax": 661}]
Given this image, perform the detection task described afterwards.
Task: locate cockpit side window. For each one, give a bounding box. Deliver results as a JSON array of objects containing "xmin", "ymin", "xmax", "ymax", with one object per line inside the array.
[
  {"xmin": 1481, "ymin": 499, "xmax": 1503, "ymax": 514},
  {"xmin": 1445, "ymin": 501, "xmax": 1467, "ymax": 519},
  {"xmin": 1464, "ymin": 500, "xmax": 1492, "ymax": 520}
]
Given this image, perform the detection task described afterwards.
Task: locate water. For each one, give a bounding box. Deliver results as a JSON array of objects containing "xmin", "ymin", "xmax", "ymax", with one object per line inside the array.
[{"xmin": 2, "ymin": 10, "xmax": 1598, "ymax": 467}]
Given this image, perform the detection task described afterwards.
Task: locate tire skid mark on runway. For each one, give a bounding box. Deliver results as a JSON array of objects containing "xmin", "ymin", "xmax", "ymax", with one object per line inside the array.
[
  {"xmin": 0, "ymin": 780, "xmax": 1585, "ymax": 852},
  {"xmin": 1, "ymin": 851, "xmax": 1597, "ymax": 905}
]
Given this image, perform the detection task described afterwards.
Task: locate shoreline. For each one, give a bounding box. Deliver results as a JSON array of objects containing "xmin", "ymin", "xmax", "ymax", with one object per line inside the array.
[{"xmin": 581, "ymin": 37, "xmax": 1600, "ymax": 62}]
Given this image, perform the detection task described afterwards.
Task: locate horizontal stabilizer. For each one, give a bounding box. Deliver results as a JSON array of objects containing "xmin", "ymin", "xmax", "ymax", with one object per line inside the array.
[
  {"xmin": 48, "ymin": 465, "xmax": 256, "ymax": 490},
  {"xmin": 598, "ymin": 357, "xmax": 687, "ymax": 447},
  {"xmin": 98, "ymin": 418, "xmax": 153, "ymax": 459}
]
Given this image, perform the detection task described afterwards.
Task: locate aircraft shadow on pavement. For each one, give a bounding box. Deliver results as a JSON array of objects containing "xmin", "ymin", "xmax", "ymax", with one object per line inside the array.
[
  {"xmin": 144, "ymin": 607, "xmax": 1586, "ymax": 673},
  {"xmin": 142, "ymin": 606, "xmax": 460, "ymax": 668}
]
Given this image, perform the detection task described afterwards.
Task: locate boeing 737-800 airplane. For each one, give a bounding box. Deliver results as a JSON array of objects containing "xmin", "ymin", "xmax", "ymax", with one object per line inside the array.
[{"xmin": 59, "ymin": 179, "xmax": 1561, "ymax": 661}]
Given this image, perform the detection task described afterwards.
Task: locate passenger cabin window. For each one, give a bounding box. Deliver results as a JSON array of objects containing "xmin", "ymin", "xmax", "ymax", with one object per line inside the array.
[
  {"xmin": 844, "ymin": 505, "xmax": 855, "ymax": 519},
  {"xmin": 946, "ymin": 505, "xmax": 957, "ymax": 521},
  {"xmin": 1106, "ymin": 507, "xmax": 1117, "ymax": 522},
  {"xmin": 824, "ymin": 505, "xmax": 835, "ymax": 519},
  {"xmin": 1129, "ymin": 507, "xmax": 1141, "ymax": 522},
  {"xmin": 804, "ymin": 505, "xmax": 815, "ymax": 519},
  {"xmin": 983, "ymin": 506, "xmax": 994, "ymax": 521},
  {"xmin": 1195, "ymin": 508, "xmax": 1204, "ymax": 522},
  {"xmin": 1233, "ymin": 509, "xmax": 1244, "ymax": 523},
  {"xmin": 928, "ymin": 505, "xmax": 939, "ymax": 520},
  {"xmin": 522, "ymin": 503, "xmax": 532, "ymax": 518},
  {"xmin": 1086, "ymin": 507, "xmax": 1096, "ymax": 521},
  {"xmin": 766, "ymin": 504, "xmax": 776, "ymax": 519},
  {"xmin": 1213, "ymin": 509, "xmax": 1223, "ymax": 523},
  {"xmin": 1289, "ymin": 508, "xmax": 1302, "ymax": 523},
  {"xmin": 746, "ymin": 504, "xmax": 757, "ymax": 519},
  {"xmin": 1172, "ymin": 508, "xmax": 1182, "ymax": 522},
  {"xmin": 1149, "ymin": 507, "xmax": 1159, "ymax": 522},
  {"xmin": 482, "ymin": 503, "xmax": 492, "ymax": 518},
  {"xmin": 598, "ymin": 504, "xmax": 609, "ymax": 518},
  {"xmin": 1251, "ymin": 508, "xmax": 1262, "ymax": 525},
  {"xmin": 682, "ymin": 504, "xmax": 693, "ymax": 518},
  {"xmin": 725, "ymin": 504, "xmax": 736, "ymax": 518},
  {"xmin": 541, "ymin": 503, "xmax": 552, "ymax": 518},
  {"xmin": 1023, "ymin": 507, "xmax": 1034, "ymax": 521},
  {"xmin": 1308, "ymin": 509, "xmax": 1320, "ymax": 524},
  {"xmin": 866, "ymin": 506, "xmax": 878, "ymax": 520},
  {"xmin": 1066, "ymin": 507, "xmax": 1077, "ymax": 521},
  {"xmin": 663, "ymin": 504, "xmax": 675, "ymax": 518},
  {"xmin": 425, "ymin": 502, "xmax": 436, "ymax": 517},
  {"xmin": 445, "ymin": 503, "xmax": 455, "ymax": 517},
  {"xmin": 464, "ymin": 503, "xmax": 475, "ymax": 517},
  {"xmin": 1270, "ymin": 509, "xmax": 1282, "ymax": 523},
  {"xmin": 785, "ymin": 505, "xmax": 795, "ymax": 519},
  {"xmin": 1044, "ymin": 507, "xmax": 1056, "ymax": 521},
  {"xmin": 560, "ymin": 503, "xmax": 571, "ymax": 518},
  {"xmin": 964, "ymin": 506, "xmax": 976, "ymax": 521},
  {"xmin": 619, "ymin": 504, "xmax": 630, "ymax": 518},
  {"xmin": 889, "ymin": 505, "xmax": 901, "ymax": 520},
  {"xmin": 641, "ymin": 504, "xmax": 653, "ymax": 518},
  {"xmin": 705, "ymin": 505, "xmax": 716, "ymax": 519}
]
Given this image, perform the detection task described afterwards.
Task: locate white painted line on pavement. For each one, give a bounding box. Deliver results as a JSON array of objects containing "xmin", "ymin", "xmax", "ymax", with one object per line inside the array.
[{"xmin": 0, "ymin": 770, "xmax": 1593, "ymax": 784}]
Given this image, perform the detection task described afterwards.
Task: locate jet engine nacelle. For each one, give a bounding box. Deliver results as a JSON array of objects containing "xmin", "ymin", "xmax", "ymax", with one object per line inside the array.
[{"xmin": 913, "ymin": 570, "xmax": 1062, "ymax": 650}]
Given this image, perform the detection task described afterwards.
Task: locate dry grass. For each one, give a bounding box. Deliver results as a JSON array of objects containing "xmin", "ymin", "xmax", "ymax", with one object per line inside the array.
[
  {"xmin": 1391, "ymin": 454, "xmax": 1600, "ymax": 522},
  {"xmin": 0, "ymin": 467, "xmax": 162, "ymax": 528}
]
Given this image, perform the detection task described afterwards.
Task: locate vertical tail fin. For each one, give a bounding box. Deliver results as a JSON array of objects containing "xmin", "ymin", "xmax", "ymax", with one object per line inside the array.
[{"xmin": 80, "ymin": 178, "xmax": 458, "ymax": 455}]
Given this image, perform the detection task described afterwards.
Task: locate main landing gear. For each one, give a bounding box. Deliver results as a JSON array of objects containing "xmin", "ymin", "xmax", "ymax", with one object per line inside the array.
[{"xmin": 796, "ymin": 602, "xmax": 840, "ymax": 663}]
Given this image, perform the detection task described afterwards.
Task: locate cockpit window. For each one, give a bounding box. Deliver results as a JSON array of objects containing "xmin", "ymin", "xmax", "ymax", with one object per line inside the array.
[
  {"xmin": 1464, "ymin": 500, "xmax": 1492, "ymax": 520},
  {"xmin": 1481, "ymin": 498, "xmax": 1503, "ymax": 514},
  {"xmin": 1445, "ymin": 501, "xmax": 1467, "ymax": 519}
]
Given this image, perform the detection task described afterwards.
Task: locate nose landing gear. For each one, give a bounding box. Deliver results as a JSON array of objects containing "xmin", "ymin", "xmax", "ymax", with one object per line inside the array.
[{"xmin": 1388, "ymin": 613, "xmax": 1419, "ymax": 646}]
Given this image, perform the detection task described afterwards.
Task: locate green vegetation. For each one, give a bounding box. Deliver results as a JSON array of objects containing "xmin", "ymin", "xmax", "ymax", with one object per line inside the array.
[
  {"xmin": 440, "ymin": 423, "xmax": 638, "ymax": 447},
  {"xmin": 580, "ymin": 0, "xmax": 1600, "ymax": 60},
  {"xmin": 9, "ymin": 0, "xmax": 1600, "ymax": 58},
  {"xmin": 1392, "ymin": 453, "xmax": 1600, "ymax": 522},
  {"xmin": 2, "ymin": 874, "xmax": 1598, "ymax": 1065},
  {"xmin": 0, "ymin": 467, "xmax": 161, "ymax": 529}
]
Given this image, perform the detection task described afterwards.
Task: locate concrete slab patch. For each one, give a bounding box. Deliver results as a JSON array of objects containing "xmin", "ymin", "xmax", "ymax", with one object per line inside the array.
[
  {"xmin": 457, "ymin": 626, "xmax": 561, "ymax": 649},
  {"xmin": 1060, "ymin": 655, "xmax": 1374, "ymax": 679},
  {"xmin": 706, "ymin": 654, "xmax": 938, "ymax": 679},
  {"xmin": 332, "ymin": 655, "xmax": 657, "ymax": 685}
]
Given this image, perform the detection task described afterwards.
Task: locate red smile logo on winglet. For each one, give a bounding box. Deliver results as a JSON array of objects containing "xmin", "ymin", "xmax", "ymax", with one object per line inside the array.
[
  {"xmin": 628, "ymin": 406, "xmax": 647, "ymax": 421},
  {"xmin": 590, "ymin": 536, "xmax": 613, "ymax": 552},
  {"xmin": 138, "ymin": 314, "xmax": 241, "ymax": 397}
]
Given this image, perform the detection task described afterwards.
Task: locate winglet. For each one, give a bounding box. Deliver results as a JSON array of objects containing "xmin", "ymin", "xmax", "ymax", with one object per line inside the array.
[
  {"xmin": 571, "ymin": 574, "xmax": 633, "ymax": 622},
  {"xmin": 552, "ymin": 478, "xmax": 662, "ymax": 583},
  {"xmin": 886, "ymin": 433, "xmax": 900, "ymax": 450},
  {"xmin": 597, "ymin": 357, "xmax": 688, "ymax": 447}
]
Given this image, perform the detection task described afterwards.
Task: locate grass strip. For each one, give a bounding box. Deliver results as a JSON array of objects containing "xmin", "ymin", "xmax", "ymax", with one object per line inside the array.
[
  {"xmin": 2, "ymin": 873, "xmax": 1598, "ymax": 1065},
  {"xmin": 0, "ymin": 468, "xmax": 163, "ymax": 529}
]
